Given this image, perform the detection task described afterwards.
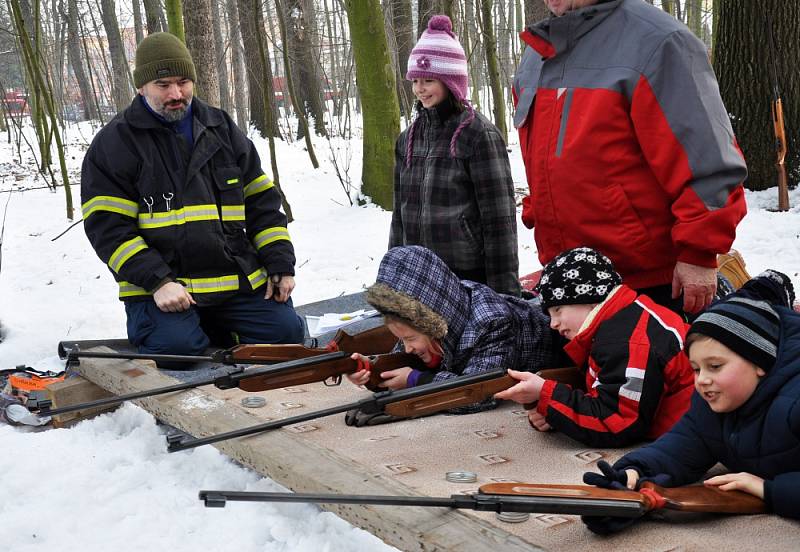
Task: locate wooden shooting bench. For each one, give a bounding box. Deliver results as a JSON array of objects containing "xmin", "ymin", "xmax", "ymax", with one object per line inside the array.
[{"xmin": 63, "ymin": 292, "xmax": 799, "ymax": 552}]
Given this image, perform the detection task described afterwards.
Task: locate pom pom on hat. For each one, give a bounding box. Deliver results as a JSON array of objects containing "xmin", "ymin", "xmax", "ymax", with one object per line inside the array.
[{"xmin": 428, "ymin": 14, "xmax": 455, "ymax": 35}]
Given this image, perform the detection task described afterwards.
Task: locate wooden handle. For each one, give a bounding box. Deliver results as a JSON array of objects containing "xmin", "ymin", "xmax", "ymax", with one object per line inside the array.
[
  {"xmin": 642, "ymin": 482, "xmax": 767, "ymax": 514},
  {"xmin": 334, "ymin": 325, "xmax": 397, "ymax": 355},
  {"xmin": 385, "ymin": 375, "xmax": 515, "ymax": 417},
  {"xmin": 537, "ymin": 366, "xmax": 584, "ymax": 390},
  {"xmin": 480, "ymin": 482, "xmax": 647, "ymax": 504},
  {"xmin": 238, "ymin": 357, "xmax": 356, "ymax": 392},
  {"xmin": 231, "ymin": 344, "xmax": 325, "ymax": 362}
]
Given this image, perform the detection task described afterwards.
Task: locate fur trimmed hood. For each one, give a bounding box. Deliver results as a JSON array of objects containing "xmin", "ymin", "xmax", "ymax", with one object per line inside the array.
[{"xmin": 366, "ymin": 246, "xmax": 469, "ymax": 341}]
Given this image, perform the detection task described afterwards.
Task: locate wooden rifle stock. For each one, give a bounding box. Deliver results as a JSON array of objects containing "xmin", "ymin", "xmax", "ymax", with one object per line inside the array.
[
  {"xmin": 229, "ymin": 325, "xmax": 397, "ymax": 363},
  {"xmin": 384, "ymin": 374, "xmax": 517, "ymax": 417},
  {"xmin": 766, "ymin": 13, "xmax": 790, "ymax": 212},
  {"xmin": 479, "ymin": 481, "xmax": 766, "ymax": 515},
  {"xmin": 537, "ymin": 366, "xmax": 584, "ymax": 390},
  {"xmin": 238, "ymin": 352, "xmax": 426, "ymax": 393}
]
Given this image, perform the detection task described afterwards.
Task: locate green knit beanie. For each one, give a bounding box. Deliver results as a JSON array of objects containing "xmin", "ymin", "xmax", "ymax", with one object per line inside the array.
[{"xmin": 133, "ymin": 32, "xmax": 197, "ymax": 88}]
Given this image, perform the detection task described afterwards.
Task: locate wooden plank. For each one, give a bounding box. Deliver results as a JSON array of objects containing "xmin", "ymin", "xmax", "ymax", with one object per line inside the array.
[
  {"xmin": 72, "ymin": 348, "xmax": 542, "ymax": 552},
  {"xmin": 46, "ymin": 374, "xmax": 119, "ymax": 428}
]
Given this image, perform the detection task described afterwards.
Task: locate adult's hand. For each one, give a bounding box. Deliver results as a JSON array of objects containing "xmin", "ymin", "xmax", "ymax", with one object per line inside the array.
[
  {"xmin": 672, "ymin": 261, "xmax": 717, "ymax": 314},
  {"xmin": 154, "ymin": 281, "xmax": 195, "ymax": 312},
  {"xmin": 265, "ymin": 275, "xmax": 296, "ymax": 302},
  {"xmin": 493, "ymin": 369, "xmax": 546, "ymax": 404}
]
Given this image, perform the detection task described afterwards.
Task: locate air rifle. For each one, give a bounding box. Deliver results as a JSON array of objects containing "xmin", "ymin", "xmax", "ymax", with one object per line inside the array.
[
  {"xmin": 38, "ymin": 351, "xmax": 424, "ymax": 417},
  {"xmin": 168, "ymin": 369, "xmax": 518, "ymax": 452},
  {"xmin": 765, "ymin": 13, "xmax": 790, "ymax": 212},
  {"xmin": 198, "ymin": 481, "xmax": 765, "ymax": 519}
]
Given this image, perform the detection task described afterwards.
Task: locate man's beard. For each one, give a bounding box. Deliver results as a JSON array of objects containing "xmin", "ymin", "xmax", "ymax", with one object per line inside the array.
[{"xmin": 158, "ymin": 100, "xmax": 189, "ymax": 122}]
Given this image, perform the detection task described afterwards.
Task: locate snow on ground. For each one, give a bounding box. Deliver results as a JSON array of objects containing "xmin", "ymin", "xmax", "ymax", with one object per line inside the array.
[{"xmin": 1, "ymin": 120, "xmax": 799, "ymax": 551}]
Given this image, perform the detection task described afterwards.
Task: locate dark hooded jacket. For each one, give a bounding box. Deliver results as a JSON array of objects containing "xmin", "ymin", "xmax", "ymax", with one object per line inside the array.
[
  {"xmin": 367, "ymin": 246, "xmax": 559, "ymax": 404},
  {"xmin": 614, "ymin": 306, "xmax": 800, "ymax": 520}
]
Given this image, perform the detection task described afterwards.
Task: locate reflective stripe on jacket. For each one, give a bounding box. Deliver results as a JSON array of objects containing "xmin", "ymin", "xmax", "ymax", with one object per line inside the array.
[{"xmin": 81, "ymin": 97, "xmax": 293, "ymax": 305}]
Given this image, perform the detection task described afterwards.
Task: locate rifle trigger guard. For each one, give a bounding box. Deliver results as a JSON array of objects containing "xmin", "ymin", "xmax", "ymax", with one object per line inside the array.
[{"xmin": 324, "ymin": 375, "xmax": 343, "ymax": 387}]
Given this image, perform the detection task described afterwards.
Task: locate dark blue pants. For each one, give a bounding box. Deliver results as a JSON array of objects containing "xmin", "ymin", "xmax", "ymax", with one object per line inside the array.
[{"xmin": 125, "ymin": 293, "xmax": 305, "ymax": 357}]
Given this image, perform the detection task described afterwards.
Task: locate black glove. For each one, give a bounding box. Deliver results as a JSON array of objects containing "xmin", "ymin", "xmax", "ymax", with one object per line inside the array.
[
  {"xmin": 581, "ymin": 514, "xmax": 639, "ymax": 535},
  {"xmin": 583, "ymin": 460, "xmax": 632, "ymax": 491},
  {"xmin": 344, "ymin": 408, "xmax": 406, "ymax": 427}
]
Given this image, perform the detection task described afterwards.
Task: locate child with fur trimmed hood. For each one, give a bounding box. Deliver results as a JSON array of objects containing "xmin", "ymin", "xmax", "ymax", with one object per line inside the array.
[
  {"xmin": 496, "ymin": 247, "xmax": 696, "ymax": 447},
  {"xmin": 345, "ymin": 246, "xmax": 559, "ymax": 424}
]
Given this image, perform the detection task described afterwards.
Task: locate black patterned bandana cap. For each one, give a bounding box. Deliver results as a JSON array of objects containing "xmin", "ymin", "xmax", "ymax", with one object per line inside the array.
[{"xmin": 536, "ymin": 247, "xmax": 622, "ymax": 310}]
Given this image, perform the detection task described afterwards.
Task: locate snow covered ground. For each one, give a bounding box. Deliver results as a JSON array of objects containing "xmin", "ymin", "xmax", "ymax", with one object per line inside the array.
[{"xmin": 1, "ymin": 120, "xmax": 798, "ymax": 551}]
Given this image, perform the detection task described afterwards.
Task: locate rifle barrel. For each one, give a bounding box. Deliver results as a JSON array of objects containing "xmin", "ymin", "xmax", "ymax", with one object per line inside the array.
[
  {"xmin": 167, "ymin": 370, "xmax": 511, "ymax": 452},
  {"xmin": 198, "ymin": 490, "xmax": 646, "ymax": 517},
  {"xmin": 41, "ymin": 351, "xmax": 348, "ymax": 417}
]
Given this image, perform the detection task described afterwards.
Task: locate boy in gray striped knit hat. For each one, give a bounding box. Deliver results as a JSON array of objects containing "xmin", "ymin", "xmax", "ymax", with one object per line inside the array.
[{"xmin": 581, "ymin": 276, "xmax": 800, "ymax": 533}]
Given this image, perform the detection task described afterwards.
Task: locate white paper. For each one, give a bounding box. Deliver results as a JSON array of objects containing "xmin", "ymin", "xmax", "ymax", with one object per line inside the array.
[{"xmin": 306, "ymin": 309, "xmax": 379, "ymax": 337}]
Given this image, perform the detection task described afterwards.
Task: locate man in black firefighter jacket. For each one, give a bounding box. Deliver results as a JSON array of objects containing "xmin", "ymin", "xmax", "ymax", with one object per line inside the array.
[{"xmin": 81, "ymin": 32, "xmax": 304, "ymax": 358}]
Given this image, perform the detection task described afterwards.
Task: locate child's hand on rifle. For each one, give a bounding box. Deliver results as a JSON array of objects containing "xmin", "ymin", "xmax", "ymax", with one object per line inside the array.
[
  {"xmin": 583, "ymin": 460, "xmax": 640, "ymax": 491},
  {"xmin": 346, "ymin": 353, "xmax": 373, "ymax": 386},
  {"xmin": 494, "ymin": 369, "xmax": 546, "ymax": 404},
  {"xmin": 376, "ymin": 367, "xmax": 413, "ymax": 390},
  {"xmin": 704, "ymin": 472, "xmax": 765, "ymax": 499}
]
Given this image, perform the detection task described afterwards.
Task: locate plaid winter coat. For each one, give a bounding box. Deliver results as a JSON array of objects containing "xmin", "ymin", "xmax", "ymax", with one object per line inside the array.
[
  {"xmin": 389, "ymin": 102, "xmax": 520, "ymax": 296},
  {"xmin": 373, "ymin": 246, "xmax": 559, "ymax": 412}
]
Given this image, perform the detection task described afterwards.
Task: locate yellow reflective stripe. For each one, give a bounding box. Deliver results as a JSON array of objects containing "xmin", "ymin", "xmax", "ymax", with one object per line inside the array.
[
  {"xmin": 226, "ymin": 178, "xmax": 239, "ymax": 185},
  {"xmin": 108, "ymin": 236, "xmax": 148, "ymax": 274},
  {"xmin": 82, "ymin": 195, "xmax": 138, "ymax": 219},
  {"xmin": 253, "ymin": 226, "xmax": 290, "ymax": 250},
  {"xmin": 118, "ymin": 281, "xmax": 150, "ymax": 298},
  {"xmin": 247, "ymin": 268, "xmax": 268, "ymax": 289},
  {"xmin": 138, "ymin": 204, "xmax": 220, "ymax": 229},
  {"xmin": 178, "ymin": 275, "xmax": 240, "ymax": 294},
  {"xmin": 221, "ymin": 205, "xmax": 245, "ymax": 221},
  {"xmin": 243, "ymin": 174, "xmax": 274, "ymax": 199}
]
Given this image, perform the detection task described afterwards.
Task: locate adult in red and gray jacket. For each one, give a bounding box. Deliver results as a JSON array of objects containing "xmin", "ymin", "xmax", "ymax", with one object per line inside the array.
[{"xmin": 512, "ymin": 0, "xmax": 748, "ymax": 315}]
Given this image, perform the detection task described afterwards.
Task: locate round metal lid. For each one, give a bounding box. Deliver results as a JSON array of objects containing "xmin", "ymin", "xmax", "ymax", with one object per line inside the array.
[
  {"xmin": 445, "ymin": 471, "xmax": 478, "ymax": 483},
  {"xmin": 241, "ymin": 396, "xmax": 267, "ymax": 408},
  {"xmin": 496, "ymin": 511, "xmax": 530, "ymax": 523}
]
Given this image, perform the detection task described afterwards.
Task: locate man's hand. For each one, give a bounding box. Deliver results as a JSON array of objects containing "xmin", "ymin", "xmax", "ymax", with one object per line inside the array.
[
  {"xmin": 527, "ymin": 410, "xmax": 551, "ymax": 431},
  {"xmin": 376, "ymin": 367, "xmax": 413, "ymax": 390},
  {"xmin": 672, "ymin": 261, "xmax": 717, "ymax": 314},
  {"xmin": 265, "ymin": 274, "xmax": 295, "ymax": 303},
  {"xmin": 153, "ymin": 281, "xmax": 195, "ymax": 312},
  {"xmin": 493, "ymin": 369, "xmax": 546, "ymax": 404},
  {"xmin": 704, "ymin": 472, "xmax": 765, "ymax": 499}
]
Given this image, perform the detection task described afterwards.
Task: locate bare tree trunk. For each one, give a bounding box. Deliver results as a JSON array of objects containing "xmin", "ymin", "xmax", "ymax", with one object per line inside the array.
[
  {"xmin": 142, "ymin": 0, "xmax": 164, "ymax": 33},
  {"xmin": 211, "ymin": 0, "xmax": 231, "ymax": 112},
  {"xmin": 283, "ymin": 0, "xmax": 327, "ymax": 138},
  {"xmin": 99, "ymin": 0, "xmax": 132, "ymax": 110},
  {"xmin": 389, "ymin": 0, "xmax": 414, "ymax": 119},
  {"xmin": 714, "ymin": 0, "xmax": 799, "ymax": 192},
  {"xmin": 165, "ymin": 0, "xmax": 185, "ymax": 41},
  {"xmin": 464, "ymin": 0, "xmax": 481, "ymax": 111},
  {"xmin": 183, "ymin": 0, "xmax": 220, "ymax": 105},
  {"xmin": 132, "ymin": 0, "xmax": 144, "ymax": 44},
  {"xmin": 67, "ymin": 0, "xmax": 96, "ymax": 119},
  {"xmin": 236, "ymin": 0, "xmax": 271, "ymax": 135},
  {"xmin": 274, "ymin": 0, "xmax": 320, "ymax": 162},
  {"xmin": 479, "ymin": 0, "xmax": 507, "ymax": 141},
  {"xmin": 344, "ymin": 0, "xmax": 399, "ymax": 208},
  {"xmin": 226, "ymin": 0, "xmax": 248, "ymax": 128}
]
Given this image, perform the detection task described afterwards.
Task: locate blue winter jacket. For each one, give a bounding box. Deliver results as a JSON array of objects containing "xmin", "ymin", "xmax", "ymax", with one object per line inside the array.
[
  {"xmin": 375, "ymin": 246, "xmax": 559, "ymax": 389},
  {"xmin": 615, "ymin": 307, "xmax": 800, "ymax": 520}
]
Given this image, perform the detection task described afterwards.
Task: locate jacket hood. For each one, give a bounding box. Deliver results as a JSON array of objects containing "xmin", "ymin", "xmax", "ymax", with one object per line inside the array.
[
  {"xmin": 526, "ymin": 0, "xmax": 620, "ymax": 58},
  {"xmin": 366, "ymin": 246, "xmax": 469, "ymax": 340}
]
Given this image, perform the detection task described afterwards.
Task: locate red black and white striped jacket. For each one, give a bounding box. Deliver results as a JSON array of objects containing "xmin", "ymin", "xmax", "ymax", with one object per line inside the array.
[
  {"xmin": 537, "ymin": 285, "xmax": 695, "ymax": 447},
  {"xmin": 513, "ymin": 0, "xmax": 747, "ymax": 290}
]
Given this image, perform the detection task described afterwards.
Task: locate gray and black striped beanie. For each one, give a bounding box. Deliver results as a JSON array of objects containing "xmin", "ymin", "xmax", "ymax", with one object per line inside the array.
[{"xmin": 687, "ymin": 297, "xmax": 780, "ymax": 371}]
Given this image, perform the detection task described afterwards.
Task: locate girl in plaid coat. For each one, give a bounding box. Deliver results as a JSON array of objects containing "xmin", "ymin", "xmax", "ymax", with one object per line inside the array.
[{"xmin": 390, "ymin": 15, "xmax": 520, "ymax": 296}]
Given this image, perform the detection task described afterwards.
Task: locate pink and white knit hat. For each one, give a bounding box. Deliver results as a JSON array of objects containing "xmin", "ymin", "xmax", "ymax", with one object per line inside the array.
[{"xmin": 406, "ymin": 15, "xmax": 468, "ymax": 101}]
